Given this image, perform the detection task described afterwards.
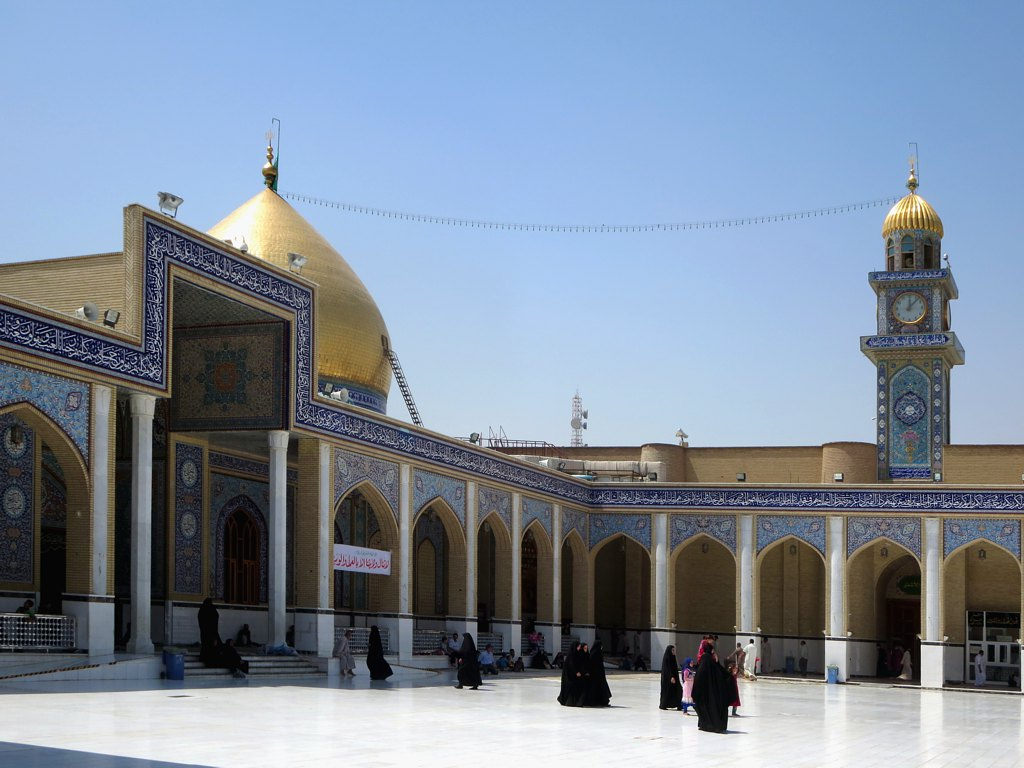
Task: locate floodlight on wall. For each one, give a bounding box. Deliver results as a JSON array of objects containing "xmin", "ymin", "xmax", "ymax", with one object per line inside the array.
[
  {"xmin": 789, "ymin": 544, "xmax": 797, "ymax": 556},
  {"xmin": 846, "ymin": 630, "xmax": 853, "ymax": 637},
  {"xmin": 833, "ymin": 472, "xmax": 844, "ymax": 482},
  {"xmin": 880, "ymin": 547, "xmax": 889, "ymax": 558},
  {"xmin": 943, "ymin": 635, "xmax": 949, "ymax": 642},
  {"xmin": 700, "ymin": 542, "xmax": 709, "ymax": 554},
  {"xmin": 225, "ymin": 234, "xmax": 248, "ymax": 253},
  {"xmin": 736, "ymin": 472, "xmax": 746, "ymax": 482},
  {"xmin": 933, "ymin": 471, "xmax": 942, "ymax": 482},
  {"xmin": 557, "ymin": 461, "xmax": 566, "ymax": 471},
  {"xmin": 8, "ymin": 424, "xmax": 24, "ymax": 449},
  {"xmin": 469, "ymin": 432, "xmax": 481, "ymax": 444},
  {"xmin": 647, "ymin": 472, "xmax": 658, "ymax": 482},
  {"xmin": 288, "ymin": 252, "xmax": 307, "ymax": 273},
  {"xmin": 74, "ymin": 302, "xmax": 99, "ymax": 321},
  {"xmin": 675, "ymin": 428, "xmax": 689, "ymax": 446},
  {"xmin": 103, "ymin": 309, "xmax": 120, "ymax": 328},
  {"xmin": 978, "ymin": 548, "xmax": 987, "ymax": 560},
  {"xmin": 157, "ymin": 191, "xmax": 184, "ymax": 217},
  {"xmin": 322, "ymin": 382, "xmax": 334, "ymax": 395}
]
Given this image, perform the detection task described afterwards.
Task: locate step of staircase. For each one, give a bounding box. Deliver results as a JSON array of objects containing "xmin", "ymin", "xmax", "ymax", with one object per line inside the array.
[{"xmin": 182, "ymin": 653, "xmax": 322, "ymax": 678}]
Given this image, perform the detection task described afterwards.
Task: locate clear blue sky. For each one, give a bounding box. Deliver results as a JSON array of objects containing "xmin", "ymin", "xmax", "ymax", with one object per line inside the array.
[{"xmin": 2, "ymin": 2, "xmax": 1022, "ymax": 448}]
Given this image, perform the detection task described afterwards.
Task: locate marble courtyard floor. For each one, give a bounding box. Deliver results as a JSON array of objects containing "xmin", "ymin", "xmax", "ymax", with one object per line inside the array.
[{"xmin": 0, "ymin": 669, "xmax": 1021, "ymax": 768}]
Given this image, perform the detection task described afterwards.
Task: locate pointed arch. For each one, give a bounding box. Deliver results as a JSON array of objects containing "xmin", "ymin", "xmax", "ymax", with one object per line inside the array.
[
  {"xmin": 214, "ymin": 494, "xmax": 268, "ymax": 603},
  {"xmin": 942, "ymin": 541, "xmax": 1022, "ymax": 654},
  {"xmin": 560, "ymin": 529, "xmax": 590, "ymax": 627},
  {"xmin": 757, "ymin": 536, "xmax": 825, "ymax": 659},
  {"xmin": 413, "ymin": 499, "xmax": 468, "ymax": 618},
  {"xmin": 334, "ymin": 481, "xmax": 400, "ymax": 613},
  {"xmin": 670, "ymin": 534, "xmax": 736, "ymax": 637},
  {"xmin": 477, "ymin": 510, "xmax": 512, "ymax": 626},
  {"xmin": 522, "ymin": 520, "xmax": 554, "ymax": 626},
  {"xmin": 592, "ymin": 533, "xmax": 651, "ymax": 634}
]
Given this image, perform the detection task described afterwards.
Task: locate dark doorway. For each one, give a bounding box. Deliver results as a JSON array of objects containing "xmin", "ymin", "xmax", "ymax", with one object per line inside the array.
[{"xmin": 224, "ymin": 508, "xmax": 259, "ymax": 604}]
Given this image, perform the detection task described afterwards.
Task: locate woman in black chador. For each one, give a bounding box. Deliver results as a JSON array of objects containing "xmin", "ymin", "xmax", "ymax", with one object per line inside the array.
[
  {"xmin": 691, "ymin": 641, "xmax": 732, "ymax": 733},
  {"xmin": 197, "ymin": 598, "xmax": 220, "ymax": 664},
  {"xmin": 455, "ymin": 633, "xmax": 482, "ymax": 690},
  {"xmin": 366, "ymin": 625, "xmax": 393, "ymax": 680},
  {"xmin": 557, "ymin": 641, "xmax": 586, "ymax": 706},
  {"xmin": 659, "ymin": 644, "xmax": 682, "ymax": 710},
  {"xmin": 584, "ymin": 640, "xmax": 612, "ymax": 706}
]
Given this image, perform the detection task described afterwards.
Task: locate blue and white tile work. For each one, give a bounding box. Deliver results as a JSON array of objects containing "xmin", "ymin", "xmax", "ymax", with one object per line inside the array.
[
  {"xmin": 930, "ymin": 358, "xmax": 945, "ymax": 476},
  {"xmin": 0, "ymin": 415, "xmax": 34, "ymax": 582},
  {"xmin": 478, "ymin": 486, "xmax": 512, "ymax": 535},
  {"xmin": 944, "ymin": 518, "xmax": 1021, "ymax": 559},
  {"xmin": 334, "ymin": 448, "xmax": 400, "ymax": 520},
  {"xmin": 670, "ymin": 514, "xmax": 737, "ymax": 554},
  {"xmin": 210, "ymin": 472, "xmax": 269, "ymax": 602},
  {"xmin": 589, "ymin": 513, "xmax": 651, "ymax": 550},
  {"xmin": 173, "ymin": 442, "xmax": 204, "ymax": 594},
  {"xmin": 522, "ymin": 497, "xmax": 553, "ymax": 540},
  {"xmin": 0, "ymin": 361, "xmax": 89, "ymax": 465},
  {"xmin": 888, "ymin": 364, "xmax": 932, "ymax": 480},
  {"xmin": 847, "ymin": 517, "xmax": 921, "ymax": 559},
  {"xmin": 561, "ymin": 507, "xmax": 587, "ymax": 546},
  {"xmin": 413, "ymin": 469, "xmax": 466, "ymax": 526},
  {"xmin": 208, "ymin": 452, "xmax": 299, "ymax": 484},
  {"xmin": 756, "ymin": 515, "xmax": 826, "ymax": 556}
]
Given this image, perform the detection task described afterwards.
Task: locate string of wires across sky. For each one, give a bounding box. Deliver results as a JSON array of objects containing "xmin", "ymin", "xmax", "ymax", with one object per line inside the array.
[{"xmin": 281, "ymin": 191, "xmax": 900, "ymax": 234}]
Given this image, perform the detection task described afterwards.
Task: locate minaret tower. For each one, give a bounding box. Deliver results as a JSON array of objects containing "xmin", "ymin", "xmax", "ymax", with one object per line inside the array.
[{"xmin": 861, "ymin": 163, "xmax": 964, "ymax": 481}]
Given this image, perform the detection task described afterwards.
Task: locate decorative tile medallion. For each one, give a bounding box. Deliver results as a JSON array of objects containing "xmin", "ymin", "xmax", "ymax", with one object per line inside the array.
[
  {"xmin": 944, "ymin": 518, "xmax": 1021, "ymax": 560},
  {"xmin": 670, "ymin": 514, "xmax": 737, "ymax": 554},
  {"xmin": 522, "ymin": 497, "xmax": 553, "ymax": 541},
  {"xmin": 589, "ymin": 513, "xmax": 651, "ymax": 550},
  {"xmin": 477, "ymin": 485, "xmax": 511, "ymax": 535},
  {"xmin": 0, "ymin": 415, "xmax": 33, "ymax": 582},
  {"xmin": 888, "ymin": 364, "xmax": 932, "ymax": 480},
  {"xmin": 847, "ymin": 517, "xmax": 921, "ymax": 559},
  {"xmin": 756, "ymin": 515, "xmax": 825, "ymax": 556},
  {"xmin": 0, "ymin": 361, "xmax": 89, "ymax": 464},
  {"xmin": 560, "ymin": 507, "xmax": 587, "ymax": 546},
  {"xmin": 334, "ymin": 448, "xmax": 399, "ymax": 520},
  {"xmin": 413, "ymin": 469, "xmax": 466, "ymax": 526},
  {"xmin": 173, "ymin": 442, "xmax": 204, "ymax": 594},
  {"xmin": 211, "ymin": 472, "xmax": 269, "ymax": 602}
]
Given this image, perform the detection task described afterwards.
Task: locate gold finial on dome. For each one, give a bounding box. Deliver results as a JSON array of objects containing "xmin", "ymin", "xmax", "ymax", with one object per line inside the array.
[
  {"xmin": 262, "ymin": 132, "xmax": 278, "ymax": 189},
  {"xmin": 882, "ymin": 162, "xmax": 943, "ymax": 239},
  {"xmin": 906, "ymin": 164, "xmax": 919, "ymax": 193}
]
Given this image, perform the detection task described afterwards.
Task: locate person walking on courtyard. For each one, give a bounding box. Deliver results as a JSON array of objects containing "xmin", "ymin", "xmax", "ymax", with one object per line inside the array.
[
  {"xmin": 658, "ymin": 645, "xmax": 682, "ymax": 710},
  {"xmin": 455, "ymin": 632, "xmax": 482, "ymax": 690},
  {"xmin": 727, "ymin": 642, "xmax": 744, "ymax": 672},
  {"xmin": 761, "ymin": 637, "xmax": 772, "ymax": 674},
  {"xmin": 585, "ymin": 639, "xmax": 612, "ymax": 706},
  {"xmin": 898, "ymin": 645, "xmax": 913, "ymax": 680},
  {"xmin": 798, "ymin": 640, "xmax": 808, "ymax": 675},
  {"xmin": 366, "ymin": 625, "xmax": 393, "ymax": 680},
  {"xmin": 333, "ymin": 628, "xmax": 356, "ymax": 676},
  {"xmin": 692, "ymin": 643, "xmax": 731, "ymax": 733},
  {"xmin": 557, "ymin": 641, "xmax": 586, "ymax": 706},
  {"xmin": 727, "ymin": 661, "xmax": 741, "ymax": 716},
  {"xmin": 974, "ymin": 647, "xmax": 986, "ymax": 686},
  {"xmin": 743, "ymin": 638, "xmax": 757, "ymax": 680},
  {"xmin": 197, "ymin": 597, "xmax": 220, "ymax": 664},
  {"xmin": 680, "ymin": 657, "xmax": 695, "ymax": 714}
]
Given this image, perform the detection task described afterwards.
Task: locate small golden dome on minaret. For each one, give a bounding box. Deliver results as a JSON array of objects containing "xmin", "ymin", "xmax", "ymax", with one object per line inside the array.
[
  {"xmin": 882, "ymin": 164, "xmax": 943, "ymax": 239},
  {"xmin": 262, "ymin": 142, "xmax": 278, "ymax": 189}
]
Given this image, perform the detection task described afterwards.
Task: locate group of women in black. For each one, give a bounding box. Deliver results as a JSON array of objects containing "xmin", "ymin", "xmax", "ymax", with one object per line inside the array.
[
  {"xmin": 656, "ymin": 640, "xmax": 734, "ymax": 733},
  {"xmin": 556, "ymin": 640, "xmax": 612, "ymax": 707}
]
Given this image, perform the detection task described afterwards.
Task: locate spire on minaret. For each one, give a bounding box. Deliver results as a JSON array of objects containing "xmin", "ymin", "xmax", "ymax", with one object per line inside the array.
[{"xmin": 262, "ymin": 132, "xmax": 278, "ymax": 190}]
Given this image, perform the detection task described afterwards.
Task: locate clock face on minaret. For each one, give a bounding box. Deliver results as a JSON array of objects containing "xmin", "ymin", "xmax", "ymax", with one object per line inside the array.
[{"xmin": 861, "ymin": 169, "xmax": 963, "ymax": 482}]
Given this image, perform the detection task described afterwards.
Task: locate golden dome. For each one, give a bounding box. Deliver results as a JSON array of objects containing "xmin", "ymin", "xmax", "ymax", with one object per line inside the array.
[
  {"xmin": 882, "ymin": 169, "xmax": 943, "ymax": 239},
  {"xmin": 208, "ymin": 182, "xmax": 391, "ymax": 409}
]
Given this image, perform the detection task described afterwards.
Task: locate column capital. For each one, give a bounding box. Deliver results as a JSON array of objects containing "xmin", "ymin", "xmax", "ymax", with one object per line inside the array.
[
  {"xmin": 268, "ymin": 430, "xmax": 290, "ymax": 450},
  {"xmin": 128, "ymin": 392, "xmax": 156, "ymax": 418}
]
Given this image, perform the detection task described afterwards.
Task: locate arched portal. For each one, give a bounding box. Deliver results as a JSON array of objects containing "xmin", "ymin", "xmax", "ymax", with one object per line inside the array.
[
  {"xmin": 943, "ymin": 542, "xmax": 1022, "ymax": 684},
  {"xmin": 757, "ymin": 537, "xmax": 825, "ymax": 674},
  {"xmin": 521, "ymin": 522, "xmax": 554, "ymax": 631},
  {"xmin": 224, "ymin": 507, "xmax": 260, "ymax": 604},
  {"xmin": 560, "ymin": 531, "xmax": 588, "ymax": 632},
  {"xmin": 412, "ymin": 500, "xmax": 467, "ymax": 624},
  {"xmin": 670, "ymin": 535, "xmax": 736, "ymax": 640},
  {"xmin": 847, "ymin": 540, "xmax": 921, "ymax": 678},
  {"xmin": 39, "ymin": 443, "xmax": 67, "ymax": 613},
  {"xmin": 333, "ymin": 485, "xmax": 400, "ymax": 613},
  {"xmin": 476, "ymin": 514, "xmax": 511, "ymax": 631},
  {"xmin": 593, "ymin": 534, "xmax": 650, "ymax": 653}
]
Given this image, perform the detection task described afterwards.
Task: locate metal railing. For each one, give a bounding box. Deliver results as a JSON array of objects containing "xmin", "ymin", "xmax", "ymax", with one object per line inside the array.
[{"xmin": 0, "ymin": 613, "xmax": 76, "ymax": 650}]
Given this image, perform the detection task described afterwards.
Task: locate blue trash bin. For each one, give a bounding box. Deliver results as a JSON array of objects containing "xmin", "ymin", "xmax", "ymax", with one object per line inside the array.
[
  {"xmin": 827, "ymin": 665, "xmax": 839, "ymax": 684},
  {"xmin": 163, "ymin": 650, "xmax": 185, "ymax": 680},
  {"xmin": 784, "ymin": 656, "xmax": 795, "ymax": 674}
]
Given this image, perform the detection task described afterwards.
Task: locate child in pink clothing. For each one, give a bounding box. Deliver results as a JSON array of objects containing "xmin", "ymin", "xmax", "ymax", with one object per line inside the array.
[{"xmin": 680, "ymin": 657, "xmax": 695, "ymax": 714}]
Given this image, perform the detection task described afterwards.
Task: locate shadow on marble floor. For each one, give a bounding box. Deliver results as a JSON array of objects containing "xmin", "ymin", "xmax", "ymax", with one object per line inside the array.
[{"xmin": 0, "ymin": 741, "xmax": 210, "ymax": 767}]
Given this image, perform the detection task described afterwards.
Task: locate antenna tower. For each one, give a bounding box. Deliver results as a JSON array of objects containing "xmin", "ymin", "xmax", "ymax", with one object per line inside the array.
[{"xmin": 570, "ymin": 391, "xmax": 588, "ymax": 447}]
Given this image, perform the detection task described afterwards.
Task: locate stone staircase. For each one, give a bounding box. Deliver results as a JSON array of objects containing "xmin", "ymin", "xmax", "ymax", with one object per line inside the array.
[{"xmin": 183, "ymin": 652, "xmax": 322, "ymax": 679}]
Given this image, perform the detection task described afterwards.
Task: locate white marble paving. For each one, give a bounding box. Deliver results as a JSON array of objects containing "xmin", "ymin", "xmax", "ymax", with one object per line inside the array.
[{"xmin": 0, "ymin": 670, "xmax": 1022, "ymax": 767}]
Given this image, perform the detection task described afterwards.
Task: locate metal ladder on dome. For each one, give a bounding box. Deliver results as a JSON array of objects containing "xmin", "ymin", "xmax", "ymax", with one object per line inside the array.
[{"xmin": 386, "ymin": 345, "xmax": 422, "ymax": 426}]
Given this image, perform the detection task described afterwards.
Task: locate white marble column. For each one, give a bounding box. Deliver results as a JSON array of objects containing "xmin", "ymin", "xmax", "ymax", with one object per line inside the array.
[
  {"xmin": 315, "ymin": 442, "xmax": 334, "ymax": 657},
  {"xmin": 397, "ymin": 463, "xmax": 413, "ymax": 662},
  {"xmin": 464, "ymin": 481, "xmax": 478, "ymax": 643},
  {"xmin": 267, "ymin": 430, "xmax": 289, "ymax": 647},
  {"xmin": 65, "ymin": 385, "xmax": 115, "ymax": 654},
  {"xmin": 127, "ymin": 393, "xmax": 155, "ymax": 655},
  {"xmin": 738, "ymin": 514, "xmax": 755, "ymax": 635},
  {"xmin": 651, "ymin": 512, "xmax": 672, "ymax": 671},
  {"xmin": 550, "ymin": 504, "xmax": 562, "ymax": 655},
  {"xmin": 510, "ymin": 493, "xmax": 522, "ymax": 655},
  {"xmin": 824, "ymin": 515, "xmax": 847, "ymax": 681},
  {"xmin": 921, "ymin": 517, "xmax": 944, "ymax": 688}
]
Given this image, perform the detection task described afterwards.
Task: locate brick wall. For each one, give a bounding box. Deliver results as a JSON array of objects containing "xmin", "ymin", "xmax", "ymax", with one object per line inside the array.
[{"xmin": 671, "ymin": 537, "xmax": 736, "ymax": 633}]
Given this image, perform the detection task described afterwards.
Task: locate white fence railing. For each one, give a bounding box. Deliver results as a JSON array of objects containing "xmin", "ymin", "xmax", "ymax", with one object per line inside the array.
[{"xmin": 0, "ymin": 613, "xmax": 76, "ymax": 650}]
